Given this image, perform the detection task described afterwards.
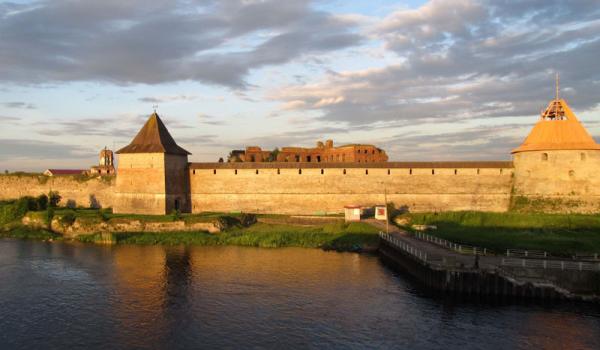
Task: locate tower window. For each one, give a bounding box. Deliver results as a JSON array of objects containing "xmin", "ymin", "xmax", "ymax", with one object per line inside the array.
[
  {"xmin": 409, "ymin": 168, "xmax": 412, "ymax": 175},
  {"xmin": 365, "ymin": 169, "xmax": 369, "ymax": 175},
  {"xmin": 277, "ymin": 168, "xmax": 280, "ymax": 175},
  {"xmin": 387, "ymin": 169, "xmax": 391, "ymax": 175},
  {"xmin": 193, "ymin": 170, "xmax": 196, "ymax": 175},
  {"xmin": 477, "ymin": 169, "xmax": 480, "ymax": 175},
  {"xmin": 256, "ymin": 169, "xmax": 259, "ymax": 175},
  {"xmin": 541, "ymin": 153, "xmax": 548, "ymax": 161},
  {"xmin": 321, "ymin": 169, "xmax": 324, "ymax": 175},
  {"xmin": 581, "ymin": 153, "xmax": 586, "ymax": 161},
  {"xmin": 569, "ymin": 170, "xmax": 575, "ymax": 178},
  {"xmin": 213, "ymin": 169, "xmax": 216, "ymax": 175},
  {"xmin": 299, "ymin": 169, "xmax": 302, "ymax": 175},
  {"xmin": 235, "ymin": 169, "xmax": 238, "ymax": 175},
  {"xmin": 432, "ymin": 169, "xmax": 435, "ymax": 175},
  {"xmin": 343, "ymin": 169, "xmax": 346, "ymax": 175},
  {"xmin": 454, "ymin": 169, "xmax": 457, "ymax": 175}
]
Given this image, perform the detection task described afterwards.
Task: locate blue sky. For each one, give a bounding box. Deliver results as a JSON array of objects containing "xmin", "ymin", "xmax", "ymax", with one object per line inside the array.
[{"xmin": 1, "ymin": 0, "xmax": 599, "ymax": 171}]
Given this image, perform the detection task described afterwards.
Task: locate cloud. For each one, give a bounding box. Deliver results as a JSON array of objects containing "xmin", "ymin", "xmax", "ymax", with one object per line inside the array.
[
  {"xmin": 197, "ymin": 113, "xmax": 227, "ymax": 126},
  {"xmin": 272, "ymin": 0, "xmax": 600, "ymax": 127},
  {"xmin": 138, "ymin": 95, "xmax": 199, "ymax": 103},
  {"xmin": 0, "ymin": 115, "xmax": 20, "ymax": 123},
  {"xmin": 0, "ymin": 138, "xmax": 95, "ymax": 162},
  {"xmin": 2, "ymin": 101, "xmax": 35, "ymax": 109},
  {"xmin": 0, "ymin": 0, "xmax": 362, "ymax": 87}
]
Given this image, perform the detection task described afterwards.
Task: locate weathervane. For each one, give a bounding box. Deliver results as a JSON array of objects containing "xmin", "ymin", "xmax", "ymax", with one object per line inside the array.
[{"xmin": 153, "ymin": 104, "xmax": 158, "ymax": 113}]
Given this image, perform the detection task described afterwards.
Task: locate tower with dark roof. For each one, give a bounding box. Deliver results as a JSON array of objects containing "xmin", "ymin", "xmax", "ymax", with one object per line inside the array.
[{"xmin": 113, "ymin": 112, "xmax": 191, "ymax": 214}]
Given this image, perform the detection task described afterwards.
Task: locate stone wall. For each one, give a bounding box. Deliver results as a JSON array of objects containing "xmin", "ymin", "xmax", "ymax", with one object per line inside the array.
[
  {"xmin": 189, "ymin": 163, "xmax": 515, "ymax": 215},
  {"xmin": 0, "ymin": 174, "xmax": 115, "ymax": 208},
  {"xmin": 512, "ymin": 150, "xmax": 600, "ymax": 212}
]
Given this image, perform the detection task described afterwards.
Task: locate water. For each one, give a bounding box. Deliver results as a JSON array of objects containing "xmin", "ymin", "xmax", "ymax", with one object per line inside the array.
[{"xmin": 1, "ymin": 240, "xmax": 599, "ymax": 349}]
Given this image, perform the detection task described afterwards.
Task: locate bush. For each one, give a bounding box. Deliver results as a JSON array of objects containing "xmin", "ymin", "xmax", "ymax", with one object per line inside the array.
[
  {"xmin": 48, "ymin": 191, "xmax": 61, "ymax": 207},
  {"xmin": 59, "ymin": 213, "xmax": 76, "ymax": 226},
  {"xmin": 46, "ymin": 207, "xmax": 55, "ymax": 227},
  {"xmin": 36, "ymin": 194, "xmax": 48, "ymax": 211},
  {"xmin": 240, "ymin": 213, "xmax": 257, "ymax": 227}
]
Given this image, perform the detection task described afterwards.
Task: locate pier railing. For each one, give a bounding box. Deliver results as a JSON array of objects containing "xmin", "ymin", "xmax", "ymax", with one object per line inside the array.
[
  {"xmin": 379, "ymin": 232, "xmax": 430, "ymax": 264},
  {"xmin": 411, "ymin": 231, "xmax": 488, "ymax": 256},
  {"xmin": 501, "ymin": 258, "xmax": 600, "ymax": 271},
  {"xmin": 506, "ymin": 249, "xmax": 548, "ymax": 259}
]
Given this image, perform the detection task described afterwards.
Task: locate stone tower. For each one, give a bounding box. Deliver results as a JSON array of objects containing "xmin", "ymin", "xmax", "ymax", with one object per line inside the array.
[
  {"xmin": 512, "ymin": 96, "xmax": 600, "ymax": 206},
  {"xmin": 99, "ymin": 147, "xmax": 114, "ymax": 167},
  {"xmin": 114, "ymin": 112, "xmax": 191, "ymax": 214}
]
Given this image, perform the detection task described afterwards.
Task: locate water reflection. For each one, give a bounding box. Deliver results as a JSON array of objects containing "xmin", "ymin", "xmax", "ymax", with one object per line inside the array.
[{"xmin": 1, "ymin": 240, "xmax": 599, "ymax": 349}]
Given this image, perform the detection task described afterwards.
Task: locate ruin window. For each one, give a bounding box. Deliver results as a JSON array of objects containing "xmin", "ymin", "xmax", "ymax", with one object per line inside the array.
[
  {"xmin": 295, "ymin": 155, "xmax": 300, "ymax": 162},
  {"xmin": 365, "ymin": 169, "xmax": 369, "ymax": 175},
  {"xmin": 372, "ymin": 150, "xmax": 375, "ymax": 154},
  {"xmin": 454, "ymin": 169, "xmax": 457, "ymax": 175},
  {"xmin": 569, "ymin": 170, "xmax": 575, "ymax": 177},
  {"xmin": 364, "ymin": 150, "xmax": 368, "ymax": 154},
  {"xmin": 342, "ymin": 155, "xmax": 346, "ymax": 161},
  {"xmin": 299, "ymin": 169, "xmax": 302, "ymax": 174},
  {"xmin": 307, "ymin": 156, "xmax": 312, "ymax": 162},
  {"xmin": 581, "ymin": 153, "xmax": 586, "ymax": 161},
  {"xmin": 541, "ymin": 153, "xmax": 548, "ymax": 161},
  {"xmin": 387, "ymin": 169, "xmax": 391, "ymax": 175},
  {"xmin": 321, "ymin": 169, "xmax": 324, "ymax": 175},
  {"xmin": 343, "ymin": 169, "xmax": 346, "ymax": 175},
  {"xmin": 256, "ymin": 169, "xmax": 259, "ymax": 175},
  {"xmin": 277, "ymin": 168, "xmax": 280, "ymax": 175},
  {"xmin": 250, "ymin": 155, "xmax": 256, "ymax": 162},
  {"xmin": 317, "ymin": 156, "xmax": 321, "ymax": 162},
  {"xmin": 213, "ymin": 169, "xmax": 216, "ymax": 175}
]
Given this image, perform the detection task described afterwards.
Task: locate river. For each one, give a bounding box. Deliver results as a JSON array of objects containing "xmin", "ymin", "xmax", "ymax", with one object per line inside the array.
[{"xmin": 1, "ymin": 239, "xmax": 599, "ymax": 349}]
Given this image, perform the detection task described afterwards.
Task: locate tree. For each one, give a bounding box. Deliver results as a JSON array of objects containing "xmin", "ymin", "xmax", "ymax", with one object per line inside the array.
[
  {"xmin": 48, "ymin": 191, "xmax": 61, "ymax": 207},
  {"xmin": 268, "ymin": 148, "xmax": 280, "ymax": 162}
]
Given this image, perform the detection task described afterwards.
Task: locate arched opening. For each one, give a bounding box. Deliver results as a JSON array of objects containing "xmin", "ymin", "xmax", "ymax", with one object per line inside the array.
[
  {"xmin": 213, "ymin": 169, "xmax": 216, "ymax": 174},
  {"xmin": 320, "ymin": 169, "xmax": 324, "ymax": 175},
  {"xmin": 454, "ymin": 169, "xmax": 457, "ymax": 175},
  {"xmin": 569, "ymin": 170, "xmax": 575, "ymax": 178},
  {"xmin": 299, "ymin": 169, "xmax": 302, "ymax": 175},
  {"xmin": 365, "ymin": 169, "xmax": 369, "ymax": 175},
  {"xmin": 255, "ymin": 169, "xmax": 259, "ymax": 175},
  {"xmin": 343, "ymin": 169, "xmax": 346, "ymax": 175},
  {"xmin": 277, "ymin": 168, "xmax": 280, "ymax": 174},
  {"xmin": 541, "ymin": 153, "xmax": 548, "ymax": 161},
  {"xmin": 431, "ymin": 169, "xmax": 435, "ymax": 175}
]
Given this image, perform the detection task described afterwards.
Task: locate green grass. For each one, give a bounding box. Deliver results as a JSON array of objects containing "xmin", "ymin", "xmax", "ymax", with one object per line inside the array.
[
  {"xmin": 77, "ymin": 222, "xmax": 380, "ymax": 251},
  {"xmin": 403, "ymin": 211, "xmax": 600, "ymax": 256},
  {"xmin": 0, "ymin": 226, "xmax": 59, "ymax": 240}
]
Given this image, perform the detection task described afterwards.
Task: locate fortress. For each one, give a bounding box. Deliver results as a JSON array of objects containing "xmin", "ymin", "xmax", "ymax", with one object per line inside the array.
[{"xmin": 2, "ymin": 94, "xmax": 600, "ymax": 215}]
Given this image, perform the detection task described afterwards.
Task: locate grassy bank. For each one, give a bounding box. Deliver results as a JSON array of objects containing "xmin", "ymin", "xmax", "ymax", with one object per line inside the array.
[
  {"xmin": 403, "ymin": 211, "xmax": 600, "ymax": 256},
  {"xmin": 78, "ymin": 222, "xmax": 380, "ymax": 251}
]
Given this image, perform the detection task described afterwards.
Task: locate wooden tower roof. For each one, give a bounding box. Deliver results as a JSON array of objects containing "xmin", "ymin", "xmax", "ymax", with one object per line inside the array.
[
  {"xmin": 117, "ymin": 113, "xmax": 191, "ymax": 155},
  {"xmin": 512, "ymin": 98, "xmax": 600, "ymax": 154}
]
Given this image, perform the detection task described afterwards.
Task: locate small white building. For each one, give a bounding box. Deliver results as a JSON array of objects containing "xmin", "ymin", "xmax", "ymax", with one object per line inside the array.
[
  {"xmin": 344, "ymin": 205, "xmax": 362, "ymax": 222},
  {"xmin": 375, "ymin": 204, "xmax": 387, "ymax": 221}
]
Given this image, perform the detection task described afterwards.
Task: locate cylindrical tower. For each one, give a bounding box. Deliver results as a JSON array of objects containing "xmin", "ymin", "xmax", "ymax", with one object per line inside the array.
[{"xmin": 512, "ymin": 97, "xmax": 600, "ymax": 204}]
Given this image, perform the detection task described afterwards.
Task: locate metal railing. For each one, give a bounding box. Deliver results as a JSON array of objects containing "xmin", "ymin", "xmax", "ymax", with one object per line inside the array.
[
  {"xmin": 573, "ymin": 253, "xmax": 599, "ymax": 261},
  {"xmin": 501, "ymin": 258, "xmax": 600, "ymax": 271},
  {"xmin": 379, "ymin": 232, "xmax": 430, "ymax": 264},
  {"xmin": 506, "ymin": 249, "xmax": 548, "ymax": 259},
  {"xmin": 412, "ymin": 231, "xmax": 488, "ymax": 256}
]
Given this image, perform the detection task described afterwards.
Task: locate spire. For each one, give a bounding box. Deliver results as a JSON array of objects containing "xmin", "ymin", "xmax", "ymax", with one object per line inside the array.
[{"xmin": 116, "ymin": 112, "xmax": 191, "ymax": 155}]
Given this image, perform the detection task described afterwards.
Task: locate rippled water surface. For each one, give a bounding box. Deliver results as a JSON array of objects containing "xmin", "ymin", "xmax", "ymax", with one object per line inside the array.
[{"xmin": 1, "ymin": 239, "xmax": 600, "ymax": 349}]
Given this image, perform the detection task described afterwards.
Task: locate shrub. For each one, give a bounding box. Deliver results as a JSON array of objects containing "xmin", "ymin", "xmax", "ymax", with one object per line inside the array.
[
  {"xmin": 46, "ymin": 207, "xmax": 55, "ymax": 227},
  {"xmin": 36, "ymin": 194, "xmax": 48, "ymax": 211},
  {"xmin": 48, "ymin": 191, "xmax": 61, "ymax": 207},
  {"xmin": 59, "ymin": 213, "xmax": 76, "ymax": 226},
  {"xmin": 240, "ymin": 213, "xmax": 257, "ymax": 227}
]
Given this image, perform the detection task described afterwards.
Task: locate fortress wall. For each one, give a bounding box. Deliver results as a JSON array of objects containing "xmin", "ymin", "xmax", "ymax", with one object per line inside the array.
[
  {"xmin": 0, "ymin": 175, "xmax": 115, "ymax": 208},
  {"xmin": 189, "ymin": 165, "xmax": 515, "ymax": 215}
]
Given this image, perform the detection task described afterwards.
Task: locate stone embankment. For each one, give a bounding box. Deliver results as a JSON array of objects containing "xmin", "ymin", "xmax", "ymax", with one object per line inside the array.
[{"xmin": 22, "ymin": 215, "xmax": 220, "ymax": 237}]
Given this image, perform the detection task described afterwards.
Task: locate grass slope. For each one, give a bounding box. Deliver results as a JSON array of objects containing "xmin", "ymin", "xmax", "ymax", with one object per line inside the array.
[{"xmin": 406, "ymin": 211, "xmax": 600, "ymax": 256}]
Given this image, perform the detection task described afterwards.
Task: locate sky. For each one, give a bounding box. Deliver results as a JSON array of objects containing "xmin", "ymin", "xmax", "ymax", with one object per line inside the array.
[{"xmin": 1, "ymin": 0, "xmax": 600, "ymax": 171}]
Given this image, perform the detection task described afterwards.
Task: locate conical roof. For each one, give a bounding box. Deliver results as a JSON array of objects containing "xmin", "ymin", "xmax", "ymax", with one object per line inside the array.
[
  {"xmin": 512, "ymin": 98, "xmax": 600, "ymax": 153},
  {"xmin": 117, "ymin": 113, "xmax": 191, "ymax": 155}
]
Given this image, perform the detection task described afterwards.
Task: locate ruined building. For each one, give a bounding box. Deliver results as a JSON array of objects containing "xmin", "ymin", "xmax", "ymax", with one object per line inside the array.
[
  {"xmin": 228, "ymin": 140, "xmax": 388, "ymax": 163},
  {"xmin": 89, "ymin": 147, "xmax": 115, "ymax": 175}
]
